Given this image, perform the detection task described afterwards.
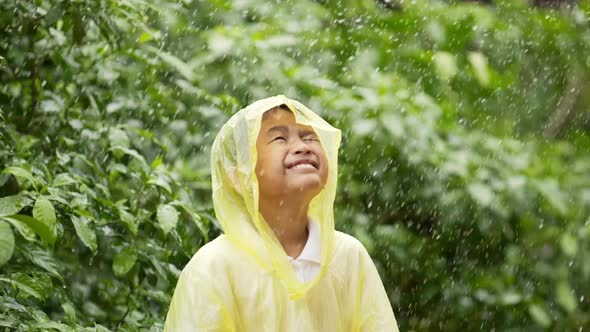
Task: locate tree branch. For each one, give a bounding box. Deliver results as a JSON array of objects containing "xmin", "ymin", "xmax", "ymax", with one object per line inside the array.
[{"xmin": 543, "ymin": 72, "xmax": 583, "ymax": 138}]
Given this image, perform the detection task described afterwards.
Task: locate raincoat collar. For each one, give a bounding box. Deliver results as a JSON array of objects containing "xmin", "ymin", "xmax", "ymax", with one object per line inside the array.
[{"xmin": 289, "ymin": 220, "xmax": 321, "ymax": 264}]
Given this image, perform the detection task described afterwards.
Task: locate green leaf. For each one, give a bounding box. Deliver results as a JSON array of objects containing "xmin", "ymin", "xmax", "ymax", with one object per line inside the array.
[
  {"xmin": 2, "ymin": 167, "xmax": 37, "ymax": 190},
  {"xmin": 560, "ymin": 233, "xmax": 577, "ymax": 257},
  {"xmin": 118, "ymin": 208, "xmax": 138, "ymax": 235},
  {"xmin": 138, "ymin": 288, "xmax": 170, "ymax": 303},
  {"xmin": 70, "ymin": 216, "xmax": 97, "ymax": 252},
  {"xmin": 18, "ymin": 244, "xmax": 62, "ymax": 281},
  {"xmin": 144, "ymin": 253, "xmax": 168, "ymax": 281},
  {"xmin": 144, "ymin": 45, "xmax": 196, "ymax": 81},
  {"xmin": 31, "ymin": 321, "xmax": 73, "ymax": 332},
  {"xmin": 113, "ymin": 247, "xmax": 137, "ymax": 277},
  {"xmin": 433, "ymin": 51, "xmax": 458, "ymax": 80},
  {"xmin": 534, "ymin": 179, "xmax": 568, "ymax": 215},
  {"xmin": 556, "ymin": 281, "xmax": 577, "ymax": 313},
  {"xmin": 108, "ymin": 127, "xmax": 130, "ymax": 149},
  {"xmin": 0, "ymin": 195, "xmax": 31, "ymax": 217},
  {"xmin": 0, "ymin": 295, "xmax": 28, "ymax": 313},
  {"xmin": 137, "ymin": 29, "xmax": 161, "ymax": 43},
  {"xmin": 467, "ymin": 182, "xmax": 494, "ymax": 206},
  {"xmin": 4, "ymin": 215, "xmax": 56, "ymax": 247},
  {"xmin": 528, "ymin": 304, "xmax": 551, "ymax": 327},
  {"xmin": 45, "ymin": 5, "xmax": 66, "ymax": 26},
  {"xmin": 151, "ymin": 155, "xmax": 163, "ymax": 169},
  {"xmin": 11, "ymin": 272, "xmax": 52, "ymax": 300},
  {"xmin": 0, "ymin": 220, "xmax": 15, "ymax": 267},
  {"xmin": 147, "ymin": 175, "xmax": 172, "ymax": 194},
  {"xmin": 157, "ymin": 204, "xmax": 178, "ymax": 235},
  {"xmin": 71, "ymin": 3, "xmax": 85, "ymax": 45},
  {"xmin": 109, "ymin": 146, "xmax": 149, "ymax": 171},
  {"xmin": 0, "ymin": 277, "xmax": 42, "ymax": 299},
  {"xmin": 500, "ymin": 291, "xmax": 522, "ymax": 305},
  {"xmin": 91, "ymin": 324, "xmax": 112, "ymax": 332},
  {"xmin": 83, "ymin": 301, "xmax": 107, "ymax": 320},
  {"xmin": 61, "ymin": 302, "xmax": 76, "ymax": 324},
  {"xmin": 3, "ymin": 216, "xmax": 36, "ymax": 241},
  {"xmin": 33, "ymin": 196, "xmax": 56, "ymax": 231},
  {"xmin": 52, "ymin": 173, "xmax": 77, "ymax": 187},
  {"xmin": 468, "ymin": 51, "xmax": 491, "ymax": 87},
  {"xmin": 172, "ymin": 201, "xmax": 209, "ymax": 241}
]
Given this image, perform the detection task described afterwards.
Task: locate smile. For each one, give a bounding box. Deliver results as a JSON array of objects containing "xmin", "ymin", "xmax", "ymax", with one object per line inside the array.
[{"xmin": 288, "ymin": 163, "xmax": 317, "ymax": 171}]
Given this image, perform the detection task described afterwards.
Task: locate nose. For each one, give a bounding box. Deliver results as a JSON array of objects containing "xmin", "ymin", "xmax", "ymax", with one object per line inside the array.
[{"xmin": 292, "ymin": 137, "xmax": 312, "ymax": 155}]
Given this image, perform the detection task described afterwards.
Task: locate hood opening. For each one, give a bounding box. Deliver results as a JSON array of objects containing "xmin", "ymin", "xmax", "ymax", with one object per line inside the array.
[{"xmin": 211, "ymin": 95, "xmax": 341, "ymax": 299}]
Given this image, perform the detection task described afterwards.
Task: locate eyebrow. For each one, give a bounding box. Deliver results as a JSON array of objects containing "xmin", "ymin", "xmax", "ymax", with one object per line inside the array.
[
  {"xmin": 266, "ymin": 126, "xmax": 317, "ymax": 137},
  {"xmin": 300, "ymin": 129, "xmax": 317, "ymax": 137},
  {"xmin": 267, "ymin": 126, "xmax": 288, "ymax": 135}
]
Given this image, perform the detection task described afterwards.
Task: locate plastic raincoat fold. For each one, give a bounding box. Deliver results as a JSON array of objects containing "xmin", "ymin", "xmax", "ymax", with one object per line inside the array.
[{"xmin": 164, "ymin": 95, "xmax": 398, "ymax": 331}]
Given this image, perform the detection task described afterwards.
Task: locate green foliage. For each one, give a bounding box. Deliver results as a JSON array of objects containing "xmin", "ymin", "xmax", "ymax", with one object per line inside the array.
[{"xmin": 1, "ymin": 0, "xmax": 589, "ymax": 330}]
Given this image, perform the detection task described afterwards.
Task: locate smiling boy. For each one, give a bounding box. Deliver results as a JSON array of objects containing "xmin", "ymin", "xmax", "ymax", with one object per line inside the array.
[{"xmin": 164, "ymin": 95, "xmax": 398, "ymax": 331}]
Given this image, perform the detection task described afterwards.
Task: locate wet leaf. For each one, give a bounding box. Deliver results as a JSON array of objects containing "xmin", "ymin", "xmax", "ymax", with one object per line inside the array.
[
  {"xmin": 52, "ymin": 173, "xmax": 77, "ymax": 187},
  {"xmin": 3, "ymin": 216, "xmax": 36, "ymax": 241},
  {"xmin": 468, "ymin": 51, "xmax": 490, "ymax": 87},
  {"xmin": 2, "ymin": 167, "xmax": 37, "ymax": 191},
  {"xmin": 118, "ymin": 208, "xmax": 138, "ymax": 235},
  {"xmin": 0, "ymin": 277, "xmax": 42, "ymax": 299},
  {"xmin": 556, "ymin": 281, "xmax": 577, "ymax": 313},
  {"xmin": 113, "ymin": 247, "xmax": 137, "ymax": 277},
  {"xmin": 528, "ymin": 304, "xmax": 551, "ymax": 327},
  {"xmin": 33, "ymin": 196, "xmax": 56, "ymax": 232},
  {"xmin": 4, "ymin": 215, "xmax": 56, "ymax": 247},
  {"xmin": 61, "ymin": 302, "xmax": 76, "ymax": 324},
  {"xmin": 467, "ymin": 182, "xmax": 493, "ymax": 206},
  {"xmin": 0, "ymin": 195, "xmax": 31, "ymax": 217},
  {"xmin": 70, "ymin": 216, "xmax": 97, "ymax": 252},
  {"xmin": 560, "ymin": 233, "xmax": 577, "ymax": 257},
  {"xmin": 433, "ymin": 51, "xmax": 458, "ymax": 80},
  {"xmin": 157, "ymin": 204, "xmax": 178, "ymax": 235},
  {"xmin": 147, "ymin": 175, "xmax": 172, "ymax": 194},
  {"xmin": 0, "ymin": 220, "xmax": 15, "ymax": 267},
  {"xmin": 108, "ymin": 127, "xmax": 130, "ymax": 149}
]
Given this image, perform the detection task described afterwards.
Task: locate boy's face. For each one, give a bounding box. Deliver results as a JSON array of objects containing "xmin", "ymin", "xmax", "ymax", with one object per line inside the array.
[{"xmin": 255, "ymin": 107, "xmax": 328, "ymax": 199}]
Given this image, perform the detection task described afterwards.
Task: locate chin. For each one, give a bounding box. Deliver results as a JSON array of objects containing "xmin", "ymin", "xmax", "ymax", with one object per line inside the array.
[{"xmin": 289, "ymin": 179, "xmax": 323, "ymax": 195}]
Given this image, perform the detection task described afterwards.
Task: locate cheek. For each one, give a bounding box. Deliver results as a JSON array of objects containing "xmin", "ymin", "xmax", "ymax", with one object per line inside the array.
[
  {"xmin": 316, "ymin": 150, "xmax": 329, "ymax": 183},
  {"xmin": 257, "ymin": 150, "xmax": 285, "ymax": 177}
]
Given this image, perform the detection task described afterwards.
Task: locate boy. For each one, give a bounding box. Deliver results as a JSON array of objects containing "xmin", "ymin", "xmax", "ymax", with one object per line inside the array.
[{"xmin": 164, "ymin": 95, "xmax": 398, "ymax": 331}]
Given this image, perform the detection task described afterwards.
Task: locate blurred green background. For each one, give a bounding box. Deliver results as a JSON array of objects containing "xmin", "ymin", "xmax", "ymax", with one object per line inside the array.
[{"xmin": 1, "ymin": 0, "xmax": 589, "ymax": 330}]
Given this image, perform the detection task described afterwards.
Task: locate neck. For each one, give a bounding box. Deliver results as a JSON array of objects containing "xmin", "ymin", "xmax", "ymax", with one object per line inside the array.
[{"xmin": 259, "ymin": 194, "xmax": 310, "ymax": 258}]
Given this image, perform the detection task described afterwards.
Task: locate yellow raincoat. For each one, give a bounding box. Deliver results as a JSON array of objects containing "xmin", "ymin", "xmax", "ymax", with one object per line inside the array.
[{"xmin": 164, "ymin": 95, "xmax": 398, "ymax": 331}]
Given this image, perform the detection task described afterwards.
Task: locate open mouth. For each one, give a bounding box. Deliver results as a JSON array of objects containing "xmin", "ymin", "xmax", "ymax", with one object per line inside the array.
[{"xmin": 287, "ymin": 159, "xmax": 319, "ymax": 170}]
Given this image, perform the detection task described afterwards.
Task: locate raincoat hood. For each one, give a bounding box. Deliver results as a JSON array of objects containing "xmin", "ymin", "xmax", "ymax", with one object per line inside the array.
[{"xmin": 210, "ymin": 95, "xmax": 341, "ymax": 299}]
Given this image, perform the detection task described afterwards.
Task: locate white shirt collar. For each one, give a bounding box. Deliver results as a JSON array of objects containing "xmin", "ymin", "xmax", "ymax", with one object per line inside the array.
[{"xmin": 289, "ymin": 220, "xmax": 321, "ymax": 264}]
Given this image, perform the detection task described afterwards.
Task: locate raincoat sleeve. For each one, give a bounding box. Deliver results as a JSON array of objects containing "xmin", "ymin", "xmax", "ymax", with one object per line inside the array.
[
  {"xmin": 163, "ymin": 252, "xmax": 237, "ymax": 332},
  {"xmin": 358, "ymin": 244, "xmax": 399, "ymax": 332}
]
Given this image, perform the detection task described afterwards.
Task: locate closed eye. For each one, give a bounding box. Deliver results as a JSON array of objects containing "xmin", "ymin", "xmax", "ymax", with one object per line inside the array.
[{"xmin": 271, "ymin": 136, "xmax": 286, "ymax": 142}]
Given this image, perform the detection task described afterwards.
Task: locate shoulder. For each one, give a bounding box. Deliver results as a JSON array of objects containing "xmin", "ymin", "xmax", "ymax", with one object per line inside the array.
[
  {"xmin": 327, "ymin": 231, "xmax": 378, "ymax": 285},
  {"xmin": 332, "ymin": 230, "xmax": 372, "ymax": 265},
  {"xmin": 181, "ymin": 235, "xmax": 242, "ymax": 278},
  {"xmin": 334, "ymin": 230, "xmax": 367, "ymax": 253}
]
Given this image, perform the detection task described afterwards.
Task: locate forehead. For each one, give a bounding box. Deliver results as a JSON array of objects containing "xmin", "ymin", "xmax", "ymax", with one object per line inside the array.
[
  {"xmin": 261, "ymin": 106, "xmax": 294, "ymax": 123},
  {"xmin": 260, "ymin": 107, "xmax": 314, "ymax": 132}
]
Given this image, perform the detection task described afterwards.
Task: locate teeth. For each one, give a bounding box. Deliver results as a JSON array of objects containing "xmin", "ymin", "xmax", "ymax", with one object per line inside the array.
[{"xmin": 291, "ymin": 163, "xmax": 315, "ymax": 170}]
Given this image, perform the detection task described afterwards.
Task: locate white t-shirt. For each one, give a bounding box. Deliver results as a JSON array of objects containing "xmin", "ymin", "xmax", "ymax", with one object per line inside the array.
[{"xmin": 287, "ymin": 220, "xmax": 321, "ymax": 283}]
